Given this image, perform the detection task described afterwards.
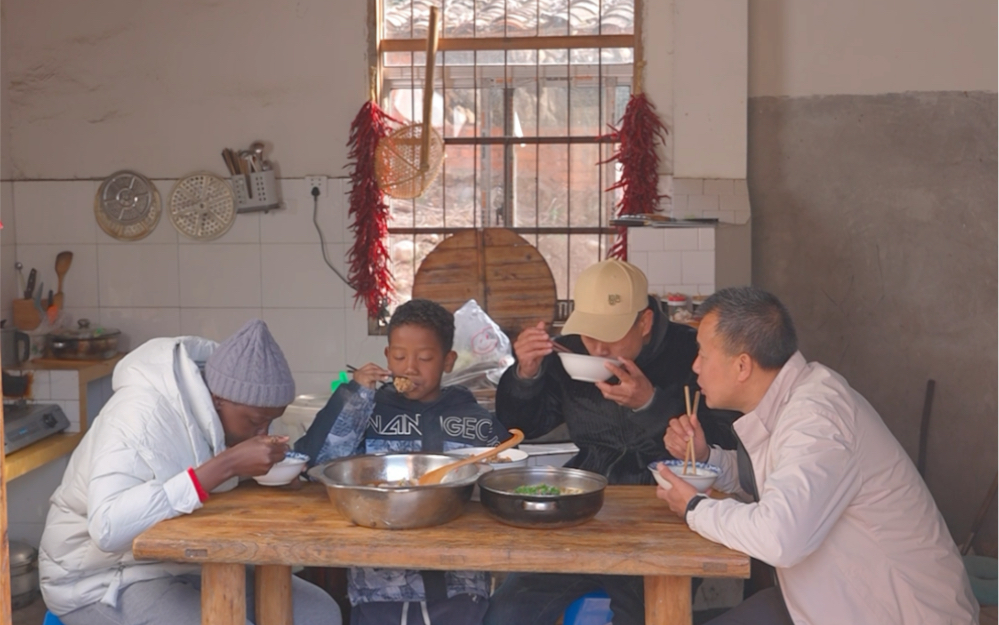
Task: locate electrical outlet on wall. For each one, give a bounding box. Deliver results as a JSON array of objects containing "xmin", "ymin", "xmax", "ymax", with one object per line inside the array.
[{"xmin": 306, "ymin": 176, "xmax": 326, "ymax": 196}]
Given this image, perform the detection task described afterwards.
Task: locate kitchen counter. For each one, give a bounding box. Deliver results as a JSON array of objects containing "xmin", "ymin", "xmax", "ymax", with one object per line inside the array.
[{"xmin": 4, "ymin": 354, "xmax": 123, "ymax": 482}]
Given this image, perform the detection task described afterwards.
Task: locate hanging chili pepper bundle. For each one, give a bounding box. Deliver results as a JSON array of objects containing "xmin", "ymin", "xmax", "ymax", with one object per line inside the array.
[
  {"xmin": 346, "ymin": 99, "xmax": 399, "ymax": 321},
  {"xmin": 604, "ymin": 91, "xmax": 669, "ymax": 260}
]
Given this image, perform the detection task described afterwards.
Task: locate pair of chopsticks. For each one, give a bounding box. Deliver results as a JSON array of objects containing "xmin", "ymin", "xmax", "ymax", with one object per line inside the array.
[{"xmin": 683, "ymin": 385, "xmax": 701, "ymax": 475}]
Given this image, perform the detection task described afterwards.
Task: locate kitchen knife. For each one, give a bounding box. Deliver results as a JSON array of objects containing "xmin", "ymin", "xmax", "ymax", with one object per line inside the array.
[{"xmin": 23, "ymin": 268, "xmax": 37, "ymax": 300}]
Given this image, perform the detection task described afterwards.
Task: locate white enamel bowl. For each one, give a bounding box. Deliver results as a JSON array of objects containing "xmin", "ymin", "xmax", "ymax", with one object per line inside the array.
[
  {"xmin": 648, "ymin": 459, "xmax": 720, "ymax": 493},
  {"xmin": 557, "ymin": 352, "xmax": 621, "ymax": 383},
  {"xmin": 254, "ymin": 451, "xmax": 310, "ymax": 486},
  {"xmin": 444, "ymin": 447, "xmax": 529, "ymax": 469}
]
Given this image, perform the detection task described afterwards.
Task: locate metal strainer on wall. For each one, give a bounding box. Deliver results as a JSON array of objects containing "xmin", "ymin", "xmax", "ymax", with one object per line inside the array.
[
  {"xmin": 168, "ymin": 172, "xmax": 236, "ymax": 241},
  {"xmin": 94, "ymin": 170, "xmax": 161, "ymax": 241}
]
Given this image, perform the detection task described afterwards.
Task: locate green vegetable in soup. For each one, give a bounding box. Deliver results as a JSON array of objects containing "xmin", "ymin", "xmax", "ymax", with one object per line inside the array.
[{"xmin": 512, "ymin": 483, "xmax": 583, "ymax": 496}]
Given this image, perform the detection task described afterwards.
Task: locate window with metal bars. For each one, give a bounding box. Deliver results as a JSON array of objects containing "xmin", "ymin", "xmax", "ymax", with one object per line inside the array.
[{"xmin": 377, "ymin": 0, "xmax": 636, "ymax": 314}]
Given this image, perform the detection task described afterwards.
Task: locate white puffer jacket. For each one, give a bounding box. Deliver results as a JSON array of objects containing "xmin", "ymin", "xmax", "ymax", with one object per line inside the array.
[{"xmin": 39, "ymin": 336, "xmax": 238, "ymax": 616}]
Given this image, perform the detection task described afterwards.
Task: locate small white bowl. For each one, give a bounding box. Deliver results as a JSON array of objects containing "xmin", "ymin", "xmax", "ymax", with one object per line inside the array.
[
  {"xmin": 445, "ymin": 446, "xmax": 529, "ymax": 469},
  {"xmin": 557, "ymin": 352, "xmax": 621, "ymax": 383},
  {"xmin": 648, "ymin": 459, "xmax": 720, "ymax": 493},
  {"xmin": 254, "ymin": 451, "xmax": 310, "ymax": 486}
]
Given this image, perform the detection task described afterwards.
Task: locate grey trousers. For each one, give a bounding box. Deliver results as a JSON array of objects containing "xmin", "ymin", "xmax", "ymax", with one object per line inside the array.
[
  {"xmin": 58, "ymin": 570, "xmax": 343, "ymax": 625},
  {"xmin": 703, "ymin": 587, "xmax": 795, "ymax": 625}
]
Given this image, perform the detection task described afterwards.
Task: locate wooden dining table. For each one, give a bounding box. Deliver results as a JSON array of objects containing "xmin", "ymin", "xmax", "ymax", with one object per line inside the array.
[{"xmin": 132, "ymin": 482, "xmax": 749, "ymax": 625}]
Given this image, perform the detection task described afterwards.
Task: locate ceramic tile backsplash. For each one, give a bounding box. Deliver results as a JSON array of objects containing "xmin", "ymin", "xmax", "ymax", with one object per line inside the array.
[
  {"xmin": 260, "ymin": 178, "xmax": 347, "ymax": 245},
  {"xmin": 669, "ymin": 177, "xmax": 751, "ymax": 225},
  {"xmin": 99, "ymin": 307, "xmax": 182, "ymax": 352},
  {"xmin": 180, "ymin": 308, "xmax": 264, "ymax": 342},
  {"xmin": 98, "ymin": 244, "xmax": 180, "ymax": 307},
  {"xmin": 260, "ymin": 243, "xmax": 347, "ymax": 309},
  {"xmin": 262, "ymin": 307, "xmax": 346, "ymax": 376},
  {"xmin": 6, "ymin": 178, "xmax": 359, "ymax": 393},
  {"xmin": 178, "ymin": 244, "xmax": 262, "ymax": 308},
  {"xmin": 628, "ymin": 226, "xmax": 718, "ymax": 298}
]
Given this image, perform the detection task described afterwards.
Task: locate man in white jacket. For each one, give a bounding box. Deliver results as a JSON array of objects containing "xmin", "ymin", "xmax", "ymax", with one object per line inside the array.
[
  {"xmin": 658, "ymin": 287, "xmax": 977, "ymax": 625},
  {"xmin": 39, "ymin": 319, "xmax": 342, "ymax": 625}
]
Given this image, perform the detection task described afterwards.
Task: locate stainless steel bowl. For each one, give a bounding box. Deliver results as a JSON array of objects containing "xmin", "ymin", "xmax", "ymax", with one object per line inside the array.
[
  {"xmin": 478, "ymin": 466, "xmax": 607, "ymax": 529},
  {"xmin": 308, "ymin": 453, "xmax": 492, "ymax": 530}
]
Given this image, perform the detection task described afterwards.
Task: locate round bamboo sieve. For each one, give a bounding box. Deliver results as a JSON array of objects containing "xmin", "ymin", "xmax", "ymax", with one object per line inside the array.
[{"xmin": 375, "ymin": 6, "xmax": 443, "ymax": 199}]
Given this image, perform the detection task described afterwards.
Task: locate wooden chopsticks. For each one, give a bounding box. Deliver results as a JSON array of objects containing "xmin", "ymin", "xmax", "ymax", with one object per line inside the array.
[{"xmin": 683, "ymin": 385, "xmax": 700, "ymax": 475}]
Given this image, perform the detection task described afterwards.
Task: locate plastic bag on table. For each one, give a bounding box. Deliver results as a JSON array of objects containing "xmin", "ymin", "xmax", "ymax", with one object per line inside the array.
[{"xmin": 442, "ymin": 299, "xmax": 514, "ymax": 388}]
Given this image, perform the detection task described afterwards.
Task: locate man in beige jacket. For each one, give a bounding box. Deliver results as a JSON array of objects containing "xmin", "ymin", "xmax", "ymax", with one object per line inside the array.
[{"xmin": 658, "ymin": 286, "xmax": 977, "ymax": 624}]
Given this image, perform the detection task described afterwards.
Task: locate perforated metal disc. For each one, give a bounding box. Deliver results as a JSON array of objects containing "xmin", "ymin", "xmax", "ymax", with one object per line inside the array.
[
  {"xmin": 168, "ymin": 172, "xmax": 236, "ymax": 241},
  {"xmin": 95, "ymin": 170, "xmax": 161, "ymax": 241}
]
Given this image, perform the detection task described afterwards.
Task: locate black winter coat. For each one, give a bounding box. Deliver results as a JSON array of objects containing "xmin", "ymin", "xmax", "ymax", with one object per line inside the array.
[{"xmin": 495, "ymin": 297, "xmax": 739, "ymax": 485}]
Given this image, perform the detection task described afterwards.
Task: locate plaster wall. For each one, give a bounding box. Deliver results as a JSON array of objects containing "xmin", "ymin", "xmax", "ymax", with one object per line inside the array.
[
  {"xmin": 749, "ymin": 91, "xmax": 998, "ymax": 547},
  {"xmin": 748, "ymin": 0, "xmax": 998, "ymax": 97}
]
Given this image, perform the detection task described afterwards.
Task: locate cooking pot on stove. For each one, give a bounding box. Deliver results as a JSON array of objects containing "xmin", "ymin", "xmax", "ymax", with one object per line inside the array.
[
  {"xmin": 47, "ymin": 319, "xmax": 120, "ymax": 360},
  {"xmin": 10, "ymin": 541, "xmax": 40, "ymax": 609}
]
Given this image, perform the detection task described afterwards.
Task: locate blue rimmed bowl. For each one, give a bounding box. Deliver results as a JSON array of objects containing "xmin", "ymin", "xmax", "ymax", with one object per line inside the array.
[{"xmin": 648, "ymin": 459, "xmax": 721, "ymax": 492}]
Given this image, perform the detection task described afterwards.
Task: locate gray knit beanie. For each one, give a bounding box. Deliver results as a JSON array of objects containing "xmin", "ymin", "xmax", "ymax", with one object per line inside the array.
[{"xmin": 205, "ymin": 319, "xmax": 296, "ymax": 407}]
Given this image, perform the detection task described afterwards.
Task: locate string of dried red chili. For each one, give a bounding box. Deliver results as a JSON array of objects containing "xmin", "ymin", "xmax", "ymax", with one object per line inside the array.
[
  {"xmin": 603, "ymin": 93, "xmax": 669, "ymax": 260},
  {"xmin": 346, "ymin": 101, "xmax": 399, "ymax": 321}
]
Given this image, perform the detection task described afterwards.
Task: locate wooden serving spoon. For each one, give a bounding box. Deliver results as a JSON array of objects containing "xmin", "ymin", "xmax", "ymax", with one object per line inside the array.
[
  {"xmin": 417, "ymin": 429, "xmax": 525, "ymax": 486},
  {"xmin": 52, "ymin": 250, "xmax": 73, "ymax": 311}
]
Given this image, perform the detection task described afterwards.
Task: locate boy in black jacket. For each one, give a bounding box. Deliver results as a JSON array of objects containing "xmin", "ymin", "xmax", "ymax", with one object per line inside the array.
[{"xmin": 297, "ymin": 299, "xmax": 507, "ymax": 625}]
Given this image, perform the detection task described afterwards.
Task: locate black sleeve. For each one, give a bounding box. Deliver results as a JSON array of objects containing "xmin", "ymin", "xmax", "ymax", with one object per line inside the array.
[{"xmin": 494, "ymin": 354, "xmax": 565, "ymax": 440}]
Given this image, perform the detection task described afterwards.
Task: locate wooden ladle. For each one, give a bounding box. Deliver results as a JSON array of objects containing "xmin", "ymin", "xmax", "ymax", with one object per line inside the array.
[
  {"xmin": 418, "ymin": 429, "xmax": 525, "ymax": 486},
  {"xmin": 52, "ymin": 251, "xmax": 73, "ymax": 311}
]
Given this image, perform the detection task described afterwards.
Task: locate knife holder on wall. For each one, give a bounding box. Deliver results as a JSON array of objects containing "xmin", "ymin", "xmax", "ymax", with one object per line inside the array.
[
  {"xmin": 12, "ymin": 299, "xmax": 42, "ymax": 331},
  {"xmin": 230, "ymin": 170, "xmax": 282, "ymax": 214}
]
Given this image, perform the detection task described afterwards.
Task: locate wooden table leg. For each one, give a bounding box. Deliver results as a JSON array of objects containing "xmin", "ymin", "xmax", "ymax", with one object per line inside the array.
[
  {"xmin": 645, "ymin": 575, "xmax": 692, "ymax": 625},
  {"xmin": 202, "ymin": 562, "xmax": 246, "ymax": 625},
  {"xmin": 255, "ymin": 564, "xmax": 293, "ymax": 625}
]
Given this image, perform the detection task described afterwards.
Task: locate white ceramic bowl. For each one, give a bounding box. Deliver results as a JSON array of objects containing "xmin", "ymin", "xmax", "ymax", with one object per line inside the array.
[
  {"xmin": 648, "ymin": 459, "xmax": 720, "ymax": 493},
  {"xmin": 445, "ymin": 446, "xmax": 529, "ymax": 469},
  {"xmin": 254, "ymin": 451, "xmax": 310, "ymax": 486},
  {"xmin": 557, "ymin": 352, "xmax": 621, "ymax": 383}
]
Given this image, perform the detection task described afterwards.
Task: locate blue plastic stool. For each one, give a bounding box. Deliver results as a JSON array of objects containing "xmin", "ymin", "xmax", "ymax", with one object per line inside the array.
[
  {"xmin": 43, "ymin": 611, "xmax": 65, "ymax": 625},
  {"xmin": 563, "ymin": 589, "xmax": 613, "ymax": 625}
]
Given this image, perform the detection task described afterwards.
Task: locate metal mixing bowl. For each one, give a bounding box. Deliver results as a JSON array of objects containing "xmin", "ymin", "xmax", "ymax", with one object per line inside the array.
[
  {"xmin": 478, "ymin": 466, "xmax": 608, "ymax": 529},
  {"xmin": 308, "ymin": 453, "xmax": 491, "ymax": 530}
]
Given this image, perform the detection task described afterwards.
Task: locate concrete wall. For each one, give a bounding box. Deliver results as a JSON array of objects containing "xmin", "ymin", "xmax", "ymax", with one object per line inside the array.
[{"xmin": 746, "ymin": 0, "xmax": 997, "ymax": 549}]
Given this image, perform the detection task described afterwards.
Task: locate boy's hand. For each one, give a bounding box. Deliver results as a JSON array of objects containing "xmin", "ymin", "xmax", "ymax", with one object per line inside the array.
[
  {"xmin": 352, "ymin": 362, "xmax": 392, "ymax": 389},
  {"xmin": 513, "ymin": 321, "xmax": 553, "ymax": 379}
]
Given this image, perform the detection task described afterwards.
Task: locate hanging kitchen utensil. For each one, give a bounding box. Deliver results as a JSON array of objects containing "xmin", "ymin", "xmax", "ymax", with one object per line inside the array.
[
  {"xmin": 52, "ymin": 250, "xmax": 73, "ymax": 311},
  {"xmin": 168, "ymin": 172, "xmax": 236, "ymax": 241},
  {"xmin": 94, "ymin": 170, "xmax": 162, "ymax": 241},
  {"xmin": 374, "ymin": 5, "xmax": 443, "ymax": 199}
]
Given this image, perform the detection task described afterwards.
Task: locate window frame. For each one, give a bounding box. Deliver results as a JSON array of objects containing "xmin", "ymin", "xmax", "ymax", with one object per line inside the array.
[{"xmin": 368, "ymin": 0, "xmax": 644, "ymax": 327}]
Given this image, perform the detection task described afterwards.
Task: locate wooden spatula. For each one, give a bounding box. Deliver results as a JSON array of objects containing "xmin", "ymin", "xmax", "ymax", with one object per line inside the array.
[
  {"xmin": 52, "ymin": 250, "xmax": 73, "ymax": 311},
  {"xmin": 417, "ymin": 429, "xmax": 525, "ymax": 486}
]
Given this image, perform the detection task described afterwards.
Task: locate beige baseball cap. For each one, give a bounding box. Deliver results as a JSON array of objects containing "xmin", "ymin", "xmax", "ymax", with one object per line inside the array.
[{"xmin": 561, "ymin": 259, "xmax": 650, "ymax": 342}]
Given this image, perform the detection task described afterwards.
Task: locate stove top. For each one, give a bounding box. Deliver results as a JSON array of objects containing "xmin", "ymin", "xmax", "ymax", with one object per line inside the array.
[{"xmin": 4, "ymin": 402, "xmax": 70, "ymax": 455}]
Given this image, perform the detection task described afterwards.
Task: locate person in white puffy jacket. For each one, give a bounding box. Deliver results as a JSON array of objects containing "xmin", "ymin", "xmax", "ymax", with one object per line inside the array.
[
  {"xmin": 658, "ymin": 287, "xmax": 977, "ymax": 625},
  {"xmin": 38, "ymin": 319, "xmax": 342, "ymax": 625}
]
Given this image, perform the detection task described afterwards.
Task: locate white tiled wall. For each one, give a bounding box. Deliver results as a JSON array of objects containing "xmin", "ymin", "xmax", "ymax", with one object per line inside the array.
[
  {"xmin": 628, "ymin": 226, "xmax": 716, "ymax": 297},
  {"xmin": 659, "ymin": 176, "xmax": 751, "ymax": 225},
  {"xmin": 5, "ymin": 177, "xmax": 381, "ymax": 396}
]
